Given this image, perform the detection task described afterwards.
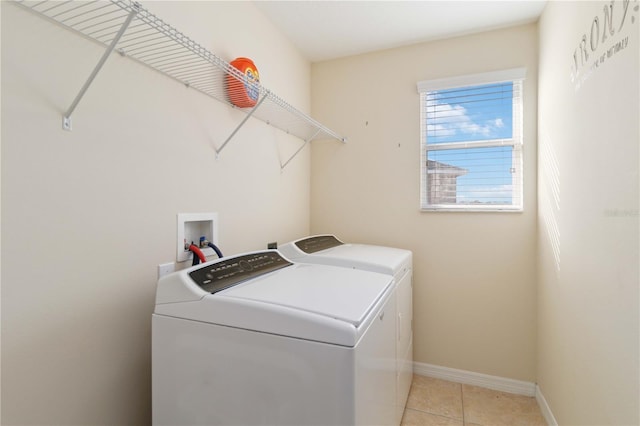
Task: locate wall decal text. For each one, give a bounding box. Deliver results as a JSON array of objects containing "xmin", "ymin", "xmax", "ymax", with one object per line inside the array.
[{"xmin": 570, "ymin": 0, "xmax": 638, "ymax": 90}]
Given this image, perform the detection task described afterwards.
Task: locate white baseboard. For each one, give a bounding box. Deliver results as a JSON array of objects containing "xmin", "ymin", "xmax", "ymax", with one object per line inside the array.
[
  {"xmin": 535, "ymin": 385, "xmax": 558, "ymax": 426},
  {"xmin": 413, "ymin": 361, "xmax": 536, "ymax": 397}
]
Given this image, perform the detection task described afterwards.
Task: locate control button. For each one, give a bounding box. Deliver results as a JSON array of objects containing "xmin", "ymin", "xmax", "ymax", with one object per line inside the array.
[{"xmin": 239, "ymin": 260, "xmax": 253, "ymax": 271}]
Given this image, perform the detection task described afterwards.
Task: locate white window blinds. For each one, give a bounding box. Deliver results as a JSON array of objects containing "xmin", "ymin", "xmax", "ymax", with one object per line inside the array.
[{"xmin": 418, "ymin": 69, "xmax": 525, "ymax": 211}]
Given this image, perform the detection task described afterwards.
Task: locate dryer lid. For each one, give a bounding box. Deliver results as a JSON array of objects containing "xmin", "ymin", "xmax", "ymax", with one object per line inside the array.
[{"xmin": 280, "ymin": 235, "xmax": 412, "ymax": 277}]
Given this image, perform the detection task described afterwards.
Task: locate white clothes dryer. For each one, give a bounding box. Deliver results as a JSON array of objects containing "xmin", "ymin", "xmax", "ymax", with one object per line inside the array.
[
  {"xmin": 152, "ymin": 250, "xmax": 397, "ymax": 426},
  {"xmin": 280, "ymin": 235, "xmax": 413, "ymax": 423}
]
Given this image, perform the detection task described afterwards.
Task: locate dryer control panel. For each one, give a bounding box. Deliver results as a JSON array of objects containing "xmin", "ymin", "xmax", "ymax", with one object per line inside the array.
[
  {"xmin": 189, "ymin": 252, "xmax": 293, "ymax": 294},
  {"xmin": 295, "ymin": 235, "xmax": 343, "ymax": 253}
]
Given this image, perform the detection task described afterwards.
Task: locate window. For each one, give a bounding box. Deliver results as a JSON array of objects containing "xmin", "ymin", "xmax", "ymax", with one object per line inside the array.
[{"xmin": 418, "ymin": 68, "xmax": 525, "ymax": 211}]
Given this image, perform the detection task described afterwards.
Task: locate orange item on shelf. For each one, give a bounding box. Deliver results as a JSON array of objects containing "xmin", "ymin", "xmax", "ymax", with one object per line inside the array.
[{"xmin": 226, "ymin": 57, "xmax": 260, "ymax": 108}]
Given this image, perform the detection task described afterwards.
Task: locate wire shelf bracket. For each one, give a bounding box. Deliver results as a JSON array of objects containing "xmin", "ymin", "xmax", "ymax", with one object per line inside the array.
[
  {"xmin": 62, "ymin": 5, "xmax": 139, "ymax": 131},
  {"xmin": 280, "ymin": 128, "xmax": 321, "ymax": 171},
  {"xmin": 215, "ymin": 91, "xmax": 270, "ymax": 158},
  {"xmin": 14, "ymin": 0, "xmax": 346, "ymax": 167}
]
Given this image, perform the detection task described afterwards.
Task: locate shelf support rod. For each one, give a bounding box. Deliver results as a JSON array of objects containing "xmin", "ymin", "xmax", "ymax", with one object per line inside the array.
[
  {"xmin": 280, "ymin": 128, "xmax": 322, "ymax": 170},
  {"xmin": 216, "ymin": 90, "xmax": 270, "ymax": 156},
  {"xmin": 62, "ymin": 5, "xmax": 139, "ymax": 131}
]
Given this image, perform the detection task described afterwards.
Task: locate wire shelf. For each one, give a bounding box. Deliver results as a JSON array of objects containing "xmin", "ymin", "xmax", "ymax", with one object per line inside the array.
[{"xmin": 15, "ymin": 0, "xmax": 345, "ymax": 164}]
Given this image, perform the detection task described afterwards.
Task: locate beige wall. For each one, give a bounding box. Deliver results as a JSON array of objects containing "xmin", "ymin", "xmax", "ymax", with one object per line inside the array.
[
  {"xmin": 537, "ymin": 1, "xmax": 639, "ymax": 424},
  {"xmin": 1, "ymin": 1, "xmax": 312, "ymax": 424},
  {"xmin": 310, "ymin": 24, "xmax": 539, "ymax": 382}
]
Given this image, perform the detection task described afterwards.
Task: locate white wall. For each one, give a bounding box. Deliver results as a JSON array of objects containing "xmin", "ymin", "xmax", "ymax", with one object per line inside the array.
[
  {"xmin": 310, "ymin": 24, "xmax": 539, "ymax": 382},
  {"xmin": 1, "ymin": 1, "xmax": 312, "ymax": 424},
  {"xmin": 537, "ymin": 1, "xmax": 639, "ymax": 424}
]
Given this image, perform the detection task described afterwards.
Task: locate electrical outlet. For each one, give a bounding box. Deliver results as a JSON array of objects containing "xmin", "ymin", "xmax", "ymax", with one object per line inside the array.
[
  {"xmin": 267, "ymin": 242, "xmax": 278, "ymax": 249},
  {"xmin": 158, "ymin": 262, "xmax": 175, "ymax": 279}
]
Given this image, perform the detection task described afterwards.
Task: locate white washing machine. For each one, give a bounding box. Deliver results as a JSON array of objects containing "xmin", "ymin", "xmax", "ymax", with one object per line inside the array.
[
  {"xmin": 152, "ymin": 250, "xmax": 397, "ymax": 426},
  {"xmin": 280, "ymin": 235, "xmax": 413, "ymax": 424}
]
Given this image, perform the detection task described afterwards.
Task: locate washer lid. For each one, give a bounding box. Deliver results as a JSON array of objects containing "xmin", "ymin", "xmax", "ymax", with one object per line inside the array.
[
  {"xmin": 221, "ymin": 263, "xmax": 391, "ymax": 327},
  {"xmin": 154, "ymin": 251, "xmax": 394, "ymax": 346}
]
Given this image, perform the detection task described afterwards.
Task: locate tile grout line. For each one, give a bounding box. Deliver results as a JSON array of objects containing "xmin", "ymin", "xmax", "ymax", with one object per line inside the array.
[{"xmin": 405, "ymin": 407, "xmax": 464, "ymax": 424}]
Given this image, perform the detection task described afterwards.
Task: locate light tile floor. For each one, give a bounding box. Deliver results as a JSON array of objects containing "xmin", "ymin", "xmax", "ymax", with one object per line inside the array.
[{"xmin": 401, "ymin": 375, "xmax": 547, "ymax": 426}]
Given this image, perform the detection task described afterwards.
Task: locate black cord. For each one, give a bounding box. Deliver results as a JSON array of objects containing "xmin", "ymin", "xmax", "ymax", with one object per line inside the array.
[{"xmin": 207, "ymin": 242, "xmax": 224, "ymax": 258}]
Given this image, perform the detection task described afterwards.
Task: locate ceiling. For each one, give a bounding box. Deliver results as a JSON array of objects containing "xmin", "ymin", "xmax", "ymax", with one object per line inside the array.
[{"xmin": 253, "ymin": 1, "xmax": 547, "ymax": 62}]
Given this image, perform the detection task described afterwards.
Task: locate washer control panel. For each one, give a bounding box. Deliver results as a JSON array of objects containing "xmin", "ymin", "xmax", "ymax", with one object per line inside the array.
[
  {"xmin": 189, "ymin": 251, "xmax": 293, "ymax": 294},
  {"xmin": 295, "ymin": 235, "xmax": 343, "ymax": 254}
]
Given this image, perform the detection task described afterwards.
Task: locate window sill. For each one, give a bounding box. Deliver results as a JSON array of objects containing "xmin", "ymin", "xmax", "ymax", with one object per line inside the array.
[{"xmin": 420, "ymin": 206, "xmax": 523, "ymax": 213}]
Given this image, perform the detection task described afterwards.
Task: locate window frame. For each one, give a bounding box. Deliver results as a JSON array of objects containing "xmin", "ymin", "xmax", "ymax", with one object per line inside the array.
[{"xmin": 418, "ymin": 68, "xmax": 526, "ymax": 212}]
